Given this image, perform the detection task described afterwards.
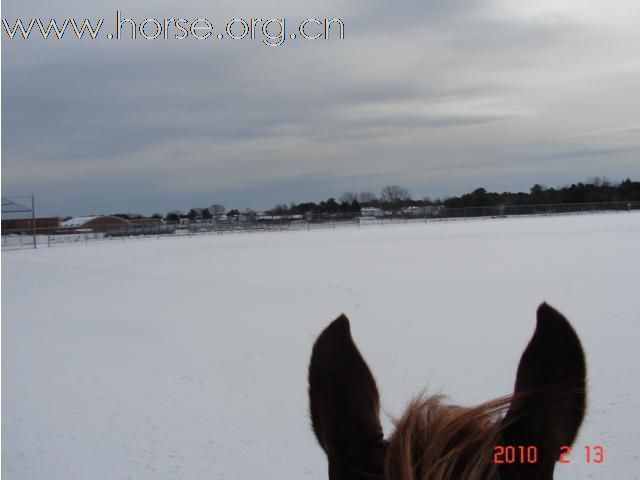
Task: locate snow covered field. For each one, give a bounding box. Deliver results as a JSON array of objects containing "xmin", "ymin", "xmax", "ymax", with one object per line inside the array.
[{"xmin": 2, "ymin": 212, "xmax": 639, "ymax": 479}]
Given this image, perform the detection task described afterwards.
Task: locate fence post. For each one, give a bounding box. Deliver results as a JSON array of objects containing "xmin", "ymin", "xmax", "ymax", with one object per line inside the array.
[{"xmin": 31, "ymin": 194, "xmax": 37, "ymax": 249}]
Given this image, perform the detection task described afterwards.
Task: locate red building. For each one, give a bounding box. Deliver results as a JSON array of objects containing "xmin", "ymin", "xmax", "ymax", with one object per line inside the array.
[{"xmin": 1, "ymin": 217, "xmax": 60, "ymax": 235}]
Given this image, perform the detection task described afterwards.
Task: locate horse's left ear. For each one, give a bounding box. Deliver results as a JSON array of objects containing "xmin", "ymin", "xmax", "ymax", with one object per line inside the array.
[{"xmin": 309, "ymin": 315, "xmax": 385, "ymax": 479}]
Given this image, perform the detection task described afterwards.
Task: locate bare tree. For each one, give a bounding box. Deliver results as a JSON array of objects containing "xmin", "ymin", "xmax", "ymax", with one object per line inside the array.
[
  {"xmin": 380, "ymin": 185, "xmax": 410, "ymax": 205},
  {"xmin": 357, "ymin": 192, "xmax": 377, "ymax": 204},
  {"xmin": 340, "ymin": 192, "xmax": 359, "ymax": 204},
  {"xmin": 588, "ymin": 176, "xmax": 611, "ymax": 187},
  {"xmin": 209, "ymin": 204, "xmax": 226, "ymax": 216}
]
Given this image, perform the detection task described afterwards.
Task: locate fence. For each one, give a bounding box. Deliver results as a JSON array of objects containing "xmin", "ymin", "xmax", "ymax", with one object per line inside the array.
[
  {"xmin": 2, "ymin": 201, "xmax": 639, "ymax": 251},
  {"xmin": 2, "ymin": 195, "xmax": 37, "ymax": 249}
]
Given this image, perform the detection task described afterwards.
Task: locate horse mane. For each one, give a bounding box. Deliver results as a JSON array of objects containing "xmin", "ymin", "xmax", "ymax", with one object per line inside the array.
[{"xmin": 385, "ymin": 395, "xmax": 512, "ymax": 480}]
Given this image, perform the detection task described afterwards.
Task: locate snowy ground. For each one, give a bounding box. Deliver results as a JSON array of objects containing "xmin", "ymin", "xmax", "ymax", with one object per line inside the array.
[{"xmin": 2, "ymin": 212, "xmax": 639, "ymax": 479}]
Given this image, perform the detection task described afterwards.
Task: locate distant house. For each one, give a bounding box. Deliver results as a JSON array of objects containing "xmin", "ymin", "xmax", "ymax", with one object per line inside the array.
[
  {"xmin": 425, "ymin": 206, "xmax": 445, "ymax": 216},
  {"xmin": 360, "ymin": 207, "xmax": 384, "ymax": 218},
  {"xmin": 60, "ymin": 215, "xmax": 130, "ymax": 233},
  {"xmin": 401, "ymin": 206, "xmax": 424, "ymax": 216},
  {"xmin": 399, "ymin": 206, "xmax": 444, "ymax": 217}
]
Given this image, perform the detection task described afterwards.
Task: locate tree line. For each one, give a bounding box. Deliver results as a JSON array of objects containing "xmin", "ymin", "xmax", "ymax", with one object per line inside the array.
[
  {"xmin": 270, "ymin": 177, "xmax": 640, "ymax": 215},
  {"xmin": 90, "ymin": 177, "xmax": 639, "ymax": 221}
]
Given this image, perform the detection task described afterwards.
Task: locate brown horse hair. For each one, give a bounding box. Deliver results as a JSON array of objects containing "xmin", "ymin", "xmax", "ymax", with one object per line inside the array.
[{"xmin": 385, "ymin": 395, "xmax": 512, "ymax": 480}]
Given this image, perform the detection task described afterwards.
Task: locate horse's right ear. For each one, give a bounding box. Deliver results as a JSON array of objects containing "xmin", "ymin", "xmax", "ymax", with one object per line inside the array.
[
  {"xmin": 309, "ymin": 315, "xmax": 385, "ymax": 479},
  {"xmin": 501, "ymin": 303, "xmax": 587, "ymax": 477}
]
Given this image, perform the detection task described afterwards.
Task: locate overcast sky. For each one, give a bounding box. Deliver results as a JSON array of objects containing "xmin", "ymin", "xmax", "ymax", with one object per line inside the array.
[{"xmin": 3, "ymin": 0, "xmax": 640, "ymax": 216}]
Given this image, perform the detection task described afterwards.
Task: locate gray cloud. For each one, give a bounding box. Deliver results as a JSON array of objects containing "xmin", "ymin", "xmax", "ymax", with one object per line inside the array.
[{"xmin": 2, "ymin": 0, "xmax": 640, "ymax": 216}]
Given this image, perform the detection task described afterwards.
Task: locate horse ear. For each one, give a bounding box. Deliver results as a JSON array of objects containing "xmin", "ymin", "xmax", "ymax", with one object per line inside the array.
[
  {"xmin": 309, "ymin": 314, "xmax": 385, "ymax": 478},
  {"xmin": 501, "ymin": 303, "xmax": 587, "ymax": 476}
]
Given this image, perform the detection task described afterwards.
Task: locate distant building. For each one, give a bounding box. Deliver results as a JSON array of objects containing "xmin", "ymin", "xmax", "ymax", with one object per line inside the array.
[
  {"xmin": 360, "ymin": 207, "xmax": 384, "ymax": 218},
  {"xmin": 129, "ymin": 218, "xmax": 163, "ymax": 226},
  {"xmin": 60, "ymin": 215, "xmax": 130, "ymax": 232},
  {"xmin": 2, "ymin": 217, "xmax": 59, "ymax": 234},
  {"xmin": 425, "ymin": 206, "xmax": 445, "ymax": 216},
  {"xmin": 401, "ymin": 206, "xmax": 424, "ymax": 216}
]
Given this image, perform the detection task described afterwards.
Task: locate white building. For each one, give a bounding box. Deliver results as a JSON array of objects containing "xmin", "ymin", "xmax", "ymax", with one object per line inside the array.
[{"xmin": 360, "ymin": 207, "xmax": 384, "ymax": 218}]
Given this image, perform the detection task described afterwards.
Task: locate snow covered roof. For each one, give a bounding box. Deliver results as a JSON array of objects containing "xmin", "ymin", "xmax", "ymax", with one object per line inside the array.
[{"xmin": 61, "ymin": 216, "xmax": 98, "ymax": 227}]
